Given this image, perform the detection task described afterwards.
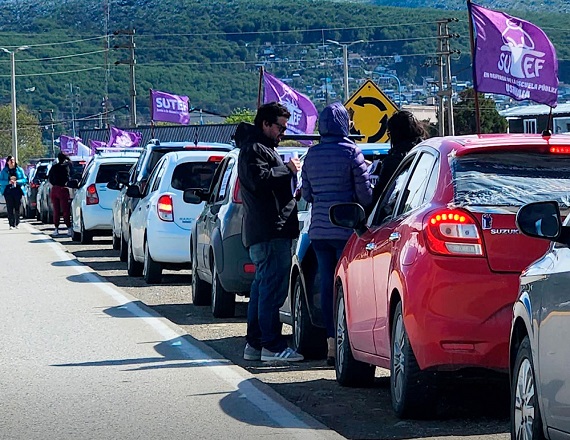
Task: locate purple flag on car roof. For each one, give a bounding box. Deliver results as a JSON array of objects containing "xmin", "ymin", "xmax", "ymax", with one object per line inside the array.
[
  {"xmin": 107, "ymin": 126, "xmax": 142, "ymax": 148},
  {"xmin": 469, "ymin": 2, "xmax": 558, "ymax": 107},
  {"xmin": 150, "ymin": 89, "xmax": 190, "ymax": 125},
  {"xmin": 59, "ymin": 135, "xmax": 79, "ymax": 156},
  {"xmin": 263, "ymin": 72, "xmax": 318, "ymax": 138},
  {"xmin": 88, "ymin": 139, "xmax": 107, "ymax": 154}
]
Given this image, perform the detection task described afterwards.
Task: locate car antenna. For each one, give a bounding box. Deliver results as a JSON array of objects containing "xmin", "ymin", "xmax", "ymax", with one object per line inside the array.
[{"xmin": 542, "ymin": 107, "xmax": 553, "ymax": 137}]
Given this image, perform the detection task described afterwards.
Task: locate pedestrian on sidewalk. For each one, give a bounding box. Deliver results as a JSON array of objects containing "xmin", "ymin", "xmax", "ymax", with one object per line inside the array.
[
  {"xmin": 0, "ymin": 156, "xmax": 27, "ymax": 230},
  {"xmin": 48, "ymin": 152, "xmax": 72, "ymax": 237},
  {"xmin": 301, "ymin": 102, "xmax": 372, "ymax": 366},
  {"xmin": 236, "ymin": 102, "xmax": 304, "ymax": 362}
]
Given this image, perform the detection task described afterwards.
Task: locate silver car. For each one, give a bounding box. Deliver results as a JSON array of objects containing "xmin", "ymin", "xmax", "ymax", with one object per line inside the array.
[{"xmin": 511, "ymin": 200, "xmax": 570, "ymax": 440}]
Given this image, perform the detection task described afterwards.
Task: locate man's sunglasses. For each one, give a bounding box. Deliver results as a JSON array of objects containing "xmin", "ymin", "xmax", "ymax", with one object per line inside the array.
[{"xmin": 273, "ymin": 122, "xmax": 287, "ymax": 133}]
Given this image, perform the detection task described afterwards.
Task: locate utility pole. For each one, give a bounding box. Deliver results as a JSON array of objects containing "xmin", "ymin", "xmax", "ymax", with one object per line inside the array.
[
  {"xmin": 67, "ymin": 83, "xmax": 81, "ymax": 137},
  {"xmin": 436, "ymin": 19, "xmax": 459, "ymax": 136},
  {"xmin": 114, "ymin": 28, "xmax": 137, "ymax": 127},
  {"xmin": 39, "ymin": 109, "xmax": 55, "ymax": 157},
  {"xmin": 103, "ymin": 0, "xmax": 110, "ymax": 129}
]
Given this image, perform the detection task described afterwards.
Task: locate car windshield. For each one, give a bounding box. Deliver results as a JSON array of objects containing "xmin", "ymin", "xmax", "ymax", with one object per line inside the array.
[
  {"xmin": 171, "ymin": 162, "xmax": 218, "ymax": 191},
  {"xmin": 70, "ymin": 161, "xmax": 86, "ymax": 180},
  {"xmin": 453, "ymin": 152, "xmax": 570, "ymax": 208},
  {"xmin": 95, "ymin": 163, "xmax": 135, "ymax": 184},
  {"xmin": 35, "ymin": 165, "xmax": 49, "ymax": 180}
]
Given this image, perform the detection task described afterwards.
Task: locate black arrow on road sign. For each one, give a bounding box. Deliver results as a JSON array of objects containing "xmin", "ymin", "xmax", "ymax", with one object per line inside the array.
[
  {"xmin": 368, "ymin": 114, "xmax": 389, "ymax": 143},
  {"xmin": 354, "ymin": 96, "xmax": 387, "ymax": 112}
]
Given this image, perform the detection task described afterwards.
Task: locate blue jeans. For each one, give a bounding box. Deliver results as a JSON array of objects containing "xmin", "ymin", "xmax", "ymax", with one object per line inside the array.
[
  {"xmin": 247, "ymin": 238, "xmax": 292, "ymax": 353},
  {"xmin": 312, "ymin": 239, "xmax": 348, "ymax": 338}
]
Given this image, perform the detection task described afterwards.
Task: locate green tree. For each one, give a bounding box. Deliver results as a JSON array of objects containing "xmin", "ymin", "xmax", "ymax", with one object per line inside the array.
[
  {"xmin": 453, "ymin": 89, "xmax": 508, "ymax": 135},
  {"xmin": 225, "ymin": 107, "xmax": 256, "ymax": 124},
  {"xmin": 0, "ymin": 105, "xmax": 44, "ymax": 165}
]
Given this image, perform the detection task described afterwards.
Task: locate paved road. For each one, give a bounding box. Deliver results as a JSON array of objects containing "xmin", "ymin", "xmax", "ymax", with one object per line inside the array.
[
  {"xmin": 0, "ymin": 221, "xmax": 344, "ymax": 440},
  {"xmin": 22, "ymin": 219, "xmax": 511, "ymax": 440}
]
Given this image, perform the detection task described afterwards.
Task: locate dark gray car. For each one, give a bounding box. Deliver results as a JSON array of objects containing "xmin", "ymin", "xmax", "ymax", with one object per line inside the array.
[{"xmin": 510, "ymin": 200, "xmax": 570, "ymax": 440}]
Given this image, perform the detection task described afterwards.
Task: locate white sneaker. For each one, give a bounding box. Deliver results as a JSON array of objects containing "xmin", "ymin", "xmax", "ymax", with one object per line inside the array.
[
  {"xmin": 15, "ymin": 224, "xmax": 19, "ymax": 229},
  {"xmin": 9, "ymin": 226, "xmax": 14, "ymax": 230},
  {"xmin": 261, "ymin": 347, "xmax": 304, "ymax": 362},
  {"xmin": 52, "ymin": 228, "xmax": 60, "ymax": 237}
]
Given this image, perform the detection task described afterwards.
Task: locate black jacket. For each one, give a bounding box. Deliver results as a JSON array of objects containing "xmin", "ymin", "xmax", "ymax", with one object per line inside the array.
[
  {"xmin": 235, "ymin": 122, "xmax": 299, "ymax": 248},
  {"xmin": 48, "ymin": 162, "xmax": 70, "ymax": 187}
]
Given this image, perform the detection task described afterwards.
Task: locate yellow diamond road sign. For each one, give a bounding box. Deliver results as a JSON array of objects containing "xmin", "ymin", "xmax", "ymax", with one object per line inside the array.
[{"xmin": 345, "ymin": 79, "xmax": 399, "ymax": 143}]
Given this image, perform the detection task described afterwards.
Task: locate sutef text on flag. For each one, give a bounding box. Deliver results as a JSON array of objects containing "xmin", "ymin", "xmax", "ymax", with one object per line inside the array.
[{"xmin": 469, "ymin": 1, "xmax": 558, "ymax": 107}]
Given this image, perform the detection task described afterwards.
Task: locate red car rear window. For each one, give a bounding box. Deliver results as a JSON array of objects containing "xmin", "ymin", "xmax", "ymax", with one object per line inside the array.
[{"xmin": 452, "ymin": 152, "xmax": 570, "ymax": 208}]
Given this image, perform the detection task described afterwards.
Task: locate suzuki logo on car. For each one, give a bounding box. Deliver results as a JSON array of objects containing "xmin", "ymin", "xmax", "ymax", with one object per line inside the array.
[
  {"xmin": 180, "ymin": 217, "xmax": 195, "ymax": 224},
  {"xmin": 490, "ymin": 228, "xmax": 520, "ymax": 235}
]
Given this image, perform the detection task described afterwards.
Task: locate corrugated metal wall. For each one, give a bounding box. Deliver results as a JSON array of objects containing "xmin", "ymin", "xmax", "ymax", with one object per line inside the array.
[{"xmin": 79, "ymin": 123, "xmax": 240, "ymax": 147}]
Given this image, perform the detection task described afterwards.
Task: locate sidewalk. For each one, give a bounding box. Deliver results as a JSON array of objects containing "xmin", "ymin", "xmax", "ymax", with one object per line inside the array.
[{"xmin": 0, "ymin": 221, "xmax": 345, "ymax": 440}]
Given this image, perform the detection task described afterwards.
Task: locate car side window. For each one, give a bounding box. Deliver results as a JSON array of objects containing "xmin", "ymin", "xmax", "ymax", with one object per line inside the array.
[
  {"xmin": 79, "ymin": 163, "xmax": 93, "ymax": 187},
  {"xmin": 131, "ymin": 150, "xmax": 148, "ymax": 184},
  {"xmin": 370, "ymin": 159, "xmax": 413, "ymax": 226},
  {"xmin": 397, "ymin": 152, "xmax": 437, "ymax": 216},
  {"xmin": 144, "ymin": 160, "xmax": 164, "ymax": 196},
  {"xmin": 216, "ymin": 158, "xmax": 236, "ymax": 202},
  {"xmin": 151, "ymin": 161, "xmax": 167, "ymax": 193}
]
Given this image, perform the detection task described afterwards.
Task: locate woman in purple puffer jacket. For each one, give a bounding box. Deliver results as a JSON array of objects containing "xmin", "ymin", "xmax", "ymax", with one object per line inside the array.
[{"xmin": 301, "ymin": 102, "xmax": 372, "ymax": 365}]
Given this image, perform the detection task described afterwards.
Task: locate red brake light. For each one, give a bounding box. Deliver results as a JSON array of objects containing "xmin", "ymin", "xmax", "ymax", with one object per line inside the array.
[
  {"xmin": 208, "ymin": 155, "xmax": 225, "ymax": 162},
  {"xmin": 243, "ymin": 263, "xmax": 255, "ymax": 274},
  {"xmin": 549, "ymin": 146, "xmax": 570, "ymax": 154},
  {"xmin": 424, "ymin": 209, "xmax": 484, "ymax": 257},
  {"xmin": 232, "ymin": 178, "xmax": 242, "ymax": 204},
  {"xmin": 157, "ymin": 194, "xmax": 174, "ymax": 222},
  {"xmin": 86, "ymin": 184, "xmax": 99, "ymax": 205}
]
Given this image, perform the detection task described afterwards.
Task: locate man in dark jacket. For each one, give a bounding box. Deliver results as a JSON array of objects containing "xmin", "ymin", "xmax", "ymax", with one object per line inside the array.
[
  {"xmin": 301, "ymin": 102, "xmax": 372, "ymax": 365},
  {"xmin": 236, "ymin": 102, "xmax": 303, "ymax": 362}
]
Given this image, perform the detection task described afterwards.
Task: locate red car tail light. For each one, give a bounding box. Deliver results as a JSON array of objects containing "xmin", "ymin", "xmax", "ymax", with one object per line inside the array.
[
  {"xmin": 86, "ymin": 184, "xmax": 99, "ymax": 205},
  {"xmin": 208, "ymin": 155, "xmax": 225, "ymax": 163},
  {"xmin": 549, "ymin": 146, "xmax": 570, "ymax": 154},
  {"xmin": 232, "ymin": 178, "xmax": 242, "ymax": 204},
  {"xmin": 424, "ymin": 209, "xmax": 485, "ymax": 257},
  {"xmin": 243, "ymin": 263, "xmax": 255, "ymax": 274},
  {"xmin": 157, "ymin": 194, "xmax": 174, "ymax": 222}
]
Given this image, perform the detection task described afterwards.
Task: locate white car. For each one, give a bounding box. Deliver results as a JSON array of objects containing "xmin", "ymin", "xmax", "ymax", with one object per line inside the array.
[
  {"xmin": 69, "ymin": 151, "xmax": 140, "ymax": 244},
  {"xmin": 126, "ymin": 149, "xmax": 228, "ymax": 284}
]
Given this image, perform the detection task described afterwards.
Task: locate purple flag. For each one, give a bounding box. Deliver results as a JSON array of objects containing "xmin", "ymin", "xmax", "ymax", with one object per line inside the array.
[
  {"xmin": 107, "ymin": 126, "xmax": 142, "ymax": 148},
  {"xmin": 469, "ymin": 2, "xmax": 558, "ymax": 107},
  {"xmin": 59, "ymin": 135, "xmax": 79, "ymax": 156},
  {"xmin": 150, "ymin": 89, "xmax": 190, "ymax": 124},
  {"xmin": 263, "ymin": 72, "xmax": 318, "ymax": 138},
  {"xmin": 88, "ymin": 139, "xmax": 107, "ymax": 154}
]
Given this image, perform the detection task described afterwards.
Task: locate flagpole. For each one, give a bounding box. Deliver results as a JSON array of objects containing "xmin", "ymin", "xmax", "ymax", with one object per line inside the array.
[
  {"xmin": 543, "ymin": 107, "xmax": 553, "ymax": 136},
  {"xmin": 149, "ymin": 88, "xmax": 155, "ymax": 139},
  {"xmin": 467, "ymin": 0, "xmax": 481, "ymax": 135},
  {"xmin": 257, "ymin": 66, "xmax": 264, "ymax": 109}
]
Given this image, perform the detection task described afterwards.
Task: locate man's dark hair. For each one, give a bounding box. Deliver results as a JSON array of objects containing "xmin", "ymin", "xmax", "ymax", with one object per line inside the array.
[
  {"xmin": 57, "ymin": 152, "xmax": 70, "ymax": 164},
  {"xmin": 387, "ymin": 110, "xmax": 428, "ymax": 145},
  {"xmin": 254, "ymin": 102, "xmax": 291, "ymax": 130}
]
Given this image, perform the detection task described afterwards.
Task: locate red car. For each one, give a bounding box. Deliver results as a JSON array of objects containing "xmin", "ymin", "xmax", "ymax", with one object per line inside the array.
[{"xmin": 329, "ymin": 133, "xmax": 570, "ymax": 419}]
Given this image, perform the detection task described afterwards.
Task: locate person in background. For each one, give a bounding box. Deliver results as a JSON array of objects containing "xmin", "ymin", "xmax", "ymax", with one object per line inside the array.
[
  {"xmin": 48, "ymin": 152, "xmax": 72, "ymax": 237},
  {"xmin": 0, "ymin": 156, "xmax": 27, "ymax": 229},
  {"xmin": 301, "ymin": 102, "xmax": 373, "ymax": 366},
  {"xmin": 236, "ymin": 102, "xmax": 304, "ymax": 362},
  {"xmin": 371, "ymin": 110, "xmax": 428, "ymax": 204}
]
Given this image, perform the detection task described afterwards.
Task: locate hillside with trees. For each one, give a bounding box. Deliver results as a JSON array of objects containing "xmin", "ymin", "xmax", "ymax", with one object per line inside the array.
[{"xmin": 0, "ymin": 0, "xmax": 567, "ymax": 143}]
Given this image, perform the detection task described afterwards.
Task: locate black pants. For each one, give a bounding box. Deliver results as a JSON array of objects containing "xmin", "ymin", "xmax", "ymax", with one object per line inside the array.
[{"xmin": 5, "ymin": 193, "xmax": 21, "ymax": 227}]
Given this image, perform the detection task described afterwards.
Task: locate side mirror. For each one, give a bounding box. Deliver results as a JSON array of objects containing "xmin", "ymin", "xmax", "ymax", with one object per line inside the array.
[
  {"xmin": 116, "ymin": 171, "xmax": 130, "ymax": 186},
  {"xmin": 516, "ymin": 201, "xmax": 561, "ymax": 240},
  {"xmin": 329, "ymin": 203, "xmax": 368, "ymax": 237},
  {"xmin": 107, "ymin": 180, "xmax": 120, "ymax": 190},
  {"xmin": 183, "ymin": 188, "xmax": 208, "ymax": 204},
  {"xmin": 66, "ymin": 179, "xmax": 79, "ymax": 189},
  {"xmin": 126, "ymin": 185, "xmax": 142, "ymax": 198}
]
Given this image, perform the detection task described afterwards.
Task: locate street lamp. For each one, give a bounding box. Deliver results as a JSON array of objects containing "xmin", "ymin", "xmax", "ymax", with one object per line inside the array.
[
  {"xmin": 326, "ymin": 39, "xmax": 364, "ymax": 102},
  {"xmin": 0, "ymin": 45, "xmax": 29, "ymax": 163},
  {"xmin": 374, "ymin": 72, "xmax": 402, "ymax": 107}
]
